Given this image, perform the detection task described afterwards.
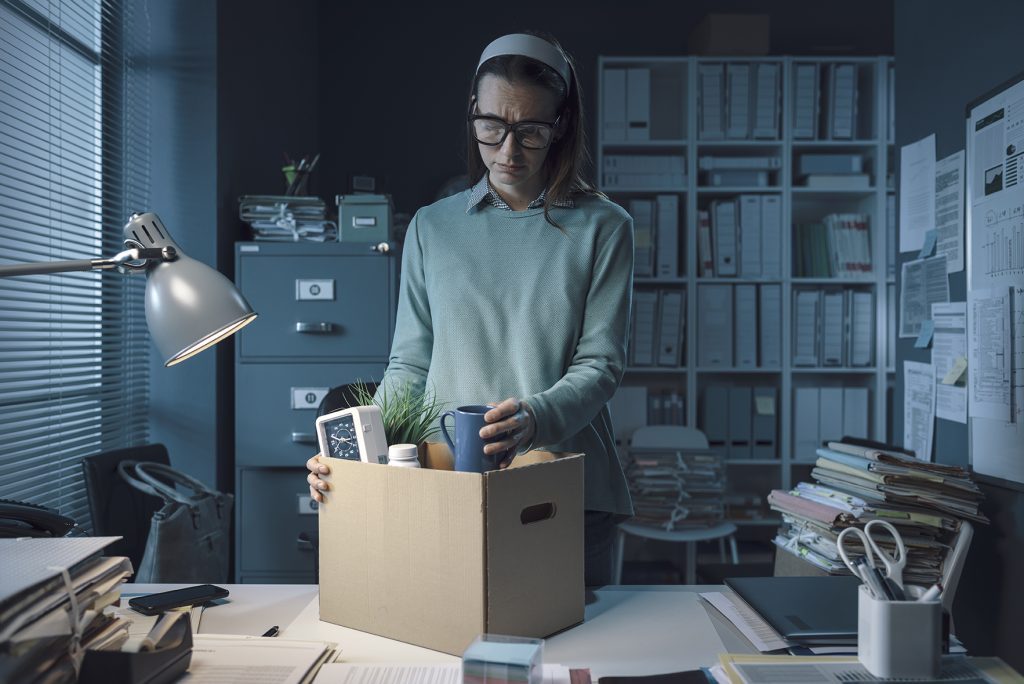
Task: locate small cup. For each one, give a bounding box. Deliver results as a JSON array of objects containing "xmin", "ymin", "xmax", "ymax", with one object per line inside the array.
[
  {"xmin": 439, "ymin": 405, "xmax": 510, "ymax": 473},
  {"xmin": 857, "ymin": 584, "xmax": 941, "ymax": 679}
]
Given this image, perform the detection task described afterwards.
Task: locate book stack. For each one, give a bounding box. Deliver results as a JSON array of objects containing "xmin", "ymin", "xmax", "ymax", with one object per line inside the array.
[
  {"xmin": 770, "ymin": 440, "xmax": 987, "ymax": 585},
  {"xmin": 239, "ymin": 195, "xmax": 336, "ymax": 242},
  {"xmin": 626, "ymin": 447, "xmax": 726, "ymax": 531},
  {"xmin": 793, "ymin": 213, "xmax": 872, "ymax": 277}
]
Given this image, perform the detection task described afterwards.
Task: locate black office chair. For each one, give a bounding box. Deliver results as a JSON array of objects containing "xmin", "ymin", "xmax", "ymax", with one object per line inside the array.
[{"xmin": 81, "ymin": 443, "xmax": 171, "ymax": 576}]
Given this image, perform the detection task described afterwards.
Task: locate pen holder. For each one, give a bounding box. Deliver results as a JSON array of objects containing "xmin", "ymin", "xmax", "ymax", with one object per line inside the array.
[{"xmin": 857, "ymin": 585, "xmax": 941, "ymax": 679}]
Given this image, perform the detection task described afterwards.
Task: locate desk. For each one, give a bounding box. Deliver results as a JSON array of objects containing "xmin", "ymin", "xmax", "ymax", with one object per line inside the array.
[{"xmin": 130, "ymin": 584, "xmax": 755, "ymax": 679}]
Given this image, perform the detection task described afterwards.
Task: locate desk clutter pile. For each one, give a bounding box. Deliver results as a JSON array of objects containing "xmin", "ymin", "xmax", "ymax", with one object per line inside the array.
[
  {"xmin": 239, "ymin": 195, "xmax": 337, "ymax": 242},
  {"xmin": 769, "ymin": 439, "xmax": 987, "ymax": 586},
  {"xmin": 626, "ymin": 446, "xmax": 726, "ymax": 531}
]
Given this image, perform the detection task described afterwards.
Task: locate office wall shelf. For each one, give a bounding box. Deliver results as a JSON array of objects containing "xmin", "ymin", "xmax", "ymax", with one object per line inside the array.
[{"xmin": 600, "ymin": 54, "xmax": 895, "ymax": 501}]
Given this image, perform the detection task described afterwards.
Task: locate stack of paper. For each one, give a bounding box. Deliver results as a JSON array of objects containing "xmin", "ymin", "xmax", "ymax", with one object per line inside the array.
[
  {"xmin": 626, "ymin": 447, "xmax": 726, "ymax": 530},
  {"xmin": 771, "ymin": 440, "xmax": 987, "ymax": 585},
  {"xmin": 0, "ymin": 537, "xmax": 133, "ymax": 682},
  {"xmin": 239, "ymin": 195, "xmax": 337, "ymax": 242}
]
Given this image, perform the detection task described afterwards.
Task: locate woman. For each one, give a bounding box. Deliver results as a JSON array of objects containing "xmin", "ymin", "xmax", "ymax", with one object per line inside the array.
[{"xmin": 307, "ymin": 31, "xmax": 634, "ymax": 586}]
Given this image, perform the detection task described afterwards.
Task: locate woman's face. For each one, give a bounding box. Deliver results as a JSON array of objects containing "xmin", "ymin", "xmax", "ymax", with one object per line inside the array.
[{"xmin": 474, "ymin": 74, "xmax": 562, "ymax": 202}]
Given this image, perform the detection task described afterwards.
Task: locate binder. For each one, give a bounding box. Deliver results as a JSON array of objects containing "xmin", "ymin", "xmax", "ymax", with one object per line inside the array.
[
  {"xmin": 629, "ymin": 199, "xmax": 655, "ymax": 277},
  {"xmin": 759, "ymin": 284, "xmax": 782, "ymax": 368},
  {"xmin": 793, "ymin": 290, "xmax": 820, "ymax": 366},
  {"xmin": 849, "ymin": 290, "xmax": 874, "ymax": 366},
  {"xmin": 821, "ymin": 290, "xmax": 845, "ymax": 366},
  {"xmin": 734, "ymin": 284, "xmax": 758, "ymax": 369},
  {"xmin": 626, "ymin": 67, "xmax": 651, "ymax": 141},
  {"xmin": 631, "ymin": 290, "xmax": 659, "ymax": 366},
  {"xmin": 655, "ymin": 194, "xmax": 679, "ymax": 278},
  {"xmin": 657, "ymin": 289, "xmax": 685, "ymax": 367},
  {"xmin": 738, "ymin": 194, "xmax": 762, "ymax": 277},
  {"xmin": 819, "ymin": 387, "xmax": 844, "ymax": 445},
  {"xmin": 842, "ymin": 387, "xmax": 869, "ymax": 440},
  {"xmin": 794, "ymin": 387, "xmax": 820, "ymax": 462},
  {"xmin": 760, "ymin": 195, "xmax": 782, "ymax": 278},
  {"xmin": 726, "ymin": 63, "xmax": 751, "ymax": 139},
  {"xmin": 703, "ymin": 385, "xmax": 730, "ymax": 458},
  {"xmin": 603, "ymin": 68, "xmax": 627, "ymax": 143},
  {"xmin": 793, "ymin": 63, "xmax": 818, "ymax": 139},
  {"xmin": 712, "ymin": 199, "xmax": 738, "ymax": 276},
  {"xmin": 830, "ymin": 63, "xmax": 857, "ymax": 139},
  {"xmin": 697, "ymin": 209, "xmax": 714, "ymax": 277},
  {"xmin": 698, "ymin": 63, "xmax": 725, "ymax": 140},
  {"xmin": 886, "ymin": 284, "xmax": 895, "ymax": 368},
  {"xmin": 752, "ymin": 63, "xmax": 780, "ymax": 139},
  {"xmin": 698, "ymin": 284, "xmax": 733, "ymax": 368},
  {"xmin": 752, "ymin": 386, "xmax": 777, "ymax": 459},
  {"xmin": 728, "ymin": 386, "xmax": 753, "ymax": 459},
  {"xmin": 886, "ymin": 194, "xmax": 896, "ymax": 279}
]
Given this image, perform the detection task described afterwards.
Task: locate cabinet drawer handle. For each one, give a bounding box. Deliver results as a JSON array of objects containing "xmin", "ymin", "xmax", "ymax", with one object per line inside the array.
[
  {"xmin": 295, "ymin": 321, "xmax": 333, "ymax": 334},
  {"xmin": 292, "ymin": 432, "xmax": 317, "ymax": 444}
]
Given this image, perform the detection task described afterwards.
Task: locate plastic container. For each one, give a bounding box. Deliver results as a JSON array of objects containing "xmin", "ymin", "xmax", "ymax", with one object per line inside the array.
[
  {"xmin": 387, "ymin": 443, "xmax": 420, "ymax": 468},
  {"xmin": 858, "ymin": 584, "xmax": 941, "ymax": 678},
  {"xmin": 462, "ymin": 634, "xmax": 543, "ymax": 684}
]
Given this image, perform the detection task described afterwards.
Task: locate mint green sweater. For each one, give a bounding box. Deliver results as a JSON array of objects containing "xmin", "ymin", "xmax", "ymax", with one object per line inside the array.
[{"xmin": 380, "ymin": 190, "xmax": 634, "ymax": 515}]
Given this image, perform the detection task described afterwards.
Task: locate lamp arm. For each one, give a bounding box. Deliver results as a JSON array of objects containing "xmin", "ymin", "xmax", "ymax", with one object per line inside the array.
[{"xmin": 0, "ymin": 246, "xmax": 176, "ymax": 278}]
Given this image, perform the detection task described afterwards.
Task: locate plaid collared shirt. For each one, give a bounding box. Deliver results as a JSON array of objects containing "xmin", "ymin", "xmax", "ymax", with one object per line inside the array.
[{"xmin": 465, "ymin": 175, "xmax": 575, "ymax": 213}]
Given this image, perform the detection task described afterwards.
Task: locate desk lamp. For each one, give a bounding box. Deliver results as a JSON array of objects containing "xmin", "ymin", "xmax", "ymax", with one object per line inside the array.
[{"xmin": 0, "ymin": 212, "xmax": 257, "ymax": 366}]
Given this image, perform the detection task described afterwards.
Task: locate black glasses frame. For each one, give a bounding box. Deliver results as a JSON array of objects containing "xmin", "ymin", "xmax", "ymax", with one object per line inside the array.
[{"xmin": 467, "ymin": 114, "xmax": 561, "ymax": 149}]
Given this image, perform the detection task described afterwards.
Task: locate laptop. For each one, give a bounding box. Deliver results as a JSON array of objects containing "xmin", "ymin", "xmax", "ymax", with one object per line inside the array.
[{"xmin": 724, "ymin": 575, "xmax": 862, "ymax": 645}]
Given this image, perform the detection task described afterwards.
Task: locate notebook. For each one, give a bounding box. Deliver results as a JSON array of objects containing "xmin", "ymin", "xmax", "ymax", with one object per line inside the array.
[{"xmin": 724, "ymin": 575, "xmax": 862, "ymax": 644}]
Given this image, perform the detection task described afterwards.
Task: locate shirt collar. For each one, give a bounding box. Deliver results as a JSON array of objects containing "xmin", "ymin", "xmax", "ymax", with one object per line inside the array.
[{"xmin": 465, "ymin": 175, "xmax": 575, "ymax": 213}]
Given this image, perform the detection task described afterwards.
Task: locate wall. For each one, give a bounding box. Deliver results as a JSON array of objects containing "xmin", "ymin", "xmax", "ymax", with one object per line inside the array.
[
  {"xmin": 146, "ymin": 0, "xmax": 221, "ymax": 487},
  {"xmin": 894, "ymin": 0, "xmax": 1024, "ymax": 670}
]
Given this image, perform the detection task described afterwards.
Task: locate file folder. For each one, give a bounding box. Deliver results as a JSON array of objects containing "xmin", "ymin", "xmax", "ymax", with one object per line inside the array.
[
  {"xmin": 738, "ymin": 194, "xmax": 762, "ymax": 278},
  {"xmin": 752, "ymin": 386, "xmax": 777, "ymax": 459},
  {"xmin": 629, "ymin": 199, "xmax": 655, "ymax": 277},
  {"xmin": 626, "ymin": 67, "xmax": 650, "ymax": 141},
  {"xmin": 793, "ymin": 63, "xmax": 819, "ymax": 139},
  {"xmin": 602, "ymin": 68, "xmax": 627, "ymax": 143},
  {"xmin": 821, "ymin": 290, "xmax": 845, "ymax": 366},
  {"xmin": 794, "ymin": 387, "xmax": 820, "ymax": 462},
  {"xmin": 759, "ymin": 284, "xmax": 782, "ymax": 368},
  {"xmin": 760, "ymin": 195, "xmax": 782, "ymax": 278},
  {"xmin": 657, "ymin": 289, "xmax": 684, "ymax": 367},
  {"xmin": 698, "ymin": 63, "xmax": 725, "ymax": 140},
  {"xmin": 728, "ymin": 386, "xmax": 753, "ymax": 459},
  {"xmin": 734, "ymin": 284, "xmax": 758, "ymax": 369},
  {"xmin": 793, "ymin": 290, "xmax": 820, "ymax": 366},
  {"xmin": 752, "ymin": 63, "xmax": 780, "ymax": 139},
  {"xmin": 712, "ymin": 199, "xmax": 738, "ymax": 276},
  {"xmin": 631, "ymin": 290, "xmax": 658, "ymax": 366},
  {"xmin": 703, "ymin": 385, "xmax": 730, "ymax": 458},
  {"xmin": 842, "ymin": 387, "xmax": 869, "ymax": 439},
  {"xmin": 726, "ymin": 63, "xmax": 751, "ymax": 139},
  {"xmin": 699, "ymin": 285, "xmax": 733, "ymax": 368},
  {"xmin": 655, "ymin": 194, "xmax": 679, "ymax": 278},
  {"xmin": 819, "ymin": 387, "xmax": 844, "ymax": 445},
  {"xmin": 849, "ymin": 290, "xmax": 874, "ymax": 367}
]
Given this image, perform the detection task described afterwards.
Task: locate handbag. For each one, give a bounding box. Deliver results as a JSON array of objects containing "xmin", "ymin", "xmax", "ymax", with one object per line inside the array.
[{"xmin": 118, "ymin": 461, "xmax": 233, "ymax": 583}]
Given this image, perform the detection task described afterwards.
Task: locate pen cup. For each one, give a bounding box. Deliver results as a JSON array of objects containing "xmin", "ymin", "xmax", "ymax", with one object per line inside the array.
[{"xmin": 857, "ymin": 585, "xmax": 941, "ymax": 679}]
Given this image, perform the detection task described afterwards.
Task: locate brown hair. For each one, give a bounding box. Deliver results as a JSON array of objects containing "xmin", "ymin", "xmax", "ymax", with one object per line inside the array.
[{"xmin": 467, "ymin": 31, "xmax": 601, "ymax": 228}]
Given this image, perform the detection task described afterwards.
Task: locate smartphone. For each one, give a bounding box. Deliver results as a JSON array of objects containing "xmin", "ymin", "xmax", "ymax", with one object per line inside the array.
[{"xmin": 128, "ymin": 584, "xmax": 229, "ymax": 615}]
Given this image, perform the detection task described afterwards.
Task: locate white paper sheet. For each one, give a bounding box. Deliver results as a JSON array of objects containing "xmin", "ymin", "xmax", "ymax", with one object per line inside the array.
[
  {"xmin": 900, "ymin": 255, "xmax": 950, "ymax": 337},
  {"xmin": 935, "ymin": 150, "xmax": 965, "ymax": 273},
  {"xmin": 904, "ymin": 360, "xmax": 936, "ymax": 461},
  {"xmin": 900, "ymin": 134, "xmax": 937, "ymax": 252},
  {"xmin": 699, "ymin": 592, "xmax": 790, "ymax": 653},
  {"xmin": 182, "ymin": 634, "xmax": 333, "ymax": 684},
  {"xmin": 967, "ymin": 288, "xmax": 1012, "ymax": 421},
  {"xmin": 312, "ymin": 663, "xmax": 572, "ymax": 684},
  {"xmin": 932, "ymin": 302, "xmax": 968, "ymax": 424},
  {"xmin": 969, "ymin": 192, "xmax": 1024, "ymax": 290}
]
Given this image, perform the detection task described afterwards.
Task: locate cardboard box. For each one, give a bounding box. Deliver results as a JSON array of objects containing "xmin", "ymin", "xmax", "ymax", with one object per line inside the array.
[
  {"xmin": 318, "ymin": 448, "xmax": 584, "ymax": 655},
  {"xmin": 689, "ymin": 14, "xmax": 770, "ymax": 55}
]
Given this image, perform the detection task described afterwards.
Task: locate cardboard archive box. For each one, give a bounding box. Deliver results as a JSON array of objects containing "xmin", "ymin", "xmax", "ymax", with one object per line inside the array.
[{"xmin": 317, "ymin": 449, "xmax": 585, "ymax": 655}]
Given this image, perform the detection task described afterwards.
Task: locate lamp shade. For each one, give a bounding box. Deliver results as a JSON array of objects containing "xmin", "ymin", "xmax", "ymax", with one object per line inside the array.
[{"xmin": 124, "ymin": 213, "xmax": 256, "ymax": 366}]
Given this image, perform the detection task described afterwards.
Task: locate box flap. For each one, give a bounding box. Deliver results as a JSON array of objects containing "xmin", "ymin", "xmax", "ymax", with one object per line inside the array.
[
  {"xmin": 318, "ymin": 458, "xmax": 486, "ymax": 654},
  {"xmin": 483, "ymin": 455, "xmax": 585, "ymax": 638}
]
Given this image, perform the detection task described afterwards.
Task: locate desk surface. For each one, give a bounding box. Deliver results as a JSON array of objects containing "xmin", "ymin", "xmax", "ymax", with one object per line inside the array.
[{"xmin": 129, "ymin": 584, "xmax": 755, "ymax": 678}]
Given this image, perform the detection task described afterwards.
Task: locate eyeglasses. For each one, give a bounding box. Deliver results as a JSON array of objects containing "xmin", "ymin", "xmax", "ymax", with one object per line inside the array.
[{"xmin": 468, "ymin": 114, "xmax": 560, "ymax": 150}]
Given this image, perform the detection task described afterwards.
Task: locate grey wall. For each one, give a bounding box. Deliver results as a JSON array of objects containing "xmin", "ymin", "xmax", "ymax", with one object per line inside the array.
[
  {"xmin": 146, "ymin": 0, "xmax": 221, "ymax": 488},
  {"xmin": 894, "ymin": 0, "xmax": 1024, "ymax": 670}
]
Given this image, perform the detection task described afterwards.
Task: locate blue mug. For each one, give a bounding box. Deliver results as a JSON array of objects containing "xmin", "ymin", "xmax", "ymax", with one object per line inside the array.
[{"xmin": 439, "ymin": 405, "xmax": 510, "ymax": 473}]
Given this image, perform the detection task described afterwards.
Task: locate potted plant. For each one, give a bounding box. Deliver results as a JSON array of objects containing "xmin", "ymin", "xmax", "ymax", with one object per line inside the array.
[{"xmin": 350, "ymin": 379, "xmax": 445, "ymax": 464}]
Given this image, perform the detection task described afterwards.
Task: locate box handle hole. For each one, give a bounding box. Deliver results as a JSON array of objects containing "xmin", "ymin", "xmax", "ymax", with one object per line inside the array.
[{"xmin": 520, "ymin": 502, "xmax": 556, "ymax": 525}]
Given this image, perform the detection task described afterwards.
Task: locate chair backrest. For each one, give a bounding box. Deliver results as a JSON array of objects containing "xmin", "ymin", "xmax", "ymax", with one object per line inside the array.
[
  {"xmin": 317, "ymin": 381, "xmax": 380, "ymax": 418},
  {"xmin": 81, "ymin": 444, "xmax": 170, "ymax": 573}
]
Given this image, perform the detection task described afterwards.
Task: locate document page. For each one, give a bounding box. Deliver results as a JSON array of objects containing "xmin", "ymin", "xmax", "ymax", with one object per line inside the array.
[
  {"xmin": 904, "ymin": 361, "xmax": 936, "ymax": 461},
  {"xmin": 935, "ymin": 150, "xmax": 965, "ymax": 273},
  {"xmin": 312, "ymin": 663, "xmax": 573, "ymax": 684},
  {"xmin": 899, "ymin": 134, "xmax": 936, "ymax": 252},
  {"xmin": 182, "ymin": 634, "xmax": 333, "ymax": 684},
  {"xmin": 967, "ymin": 288, "xmax": 1012, "ymax": 421},
  {"xmin": 932, "ymin": 302, "xmax": 968, "ymax": 424},
  {"xmin": 900, "ymin": 256, "xmax": 950, "ymax": 337}
]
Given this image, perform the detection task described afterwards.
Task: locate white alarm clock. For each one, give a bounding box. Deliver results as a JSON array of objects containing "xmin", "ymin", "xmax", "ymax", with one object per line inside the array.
[{"xmin": 315, "ymin": 405, "xmax": 389, "ymax": 464}]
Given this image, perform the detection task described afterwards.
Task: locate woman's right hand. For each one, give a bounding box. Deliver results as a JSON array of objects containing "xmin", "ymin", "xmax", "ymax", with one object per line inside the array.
[{"xmin": 306, "ymin": 454, "xmax": 330, "ymax": 503}]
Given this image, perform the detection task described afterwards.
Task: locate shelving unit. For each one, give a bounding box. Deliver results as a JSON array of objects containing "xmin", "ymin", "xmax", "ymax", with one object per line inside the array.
[{"xmin": 599, "ymin": 55, "xmax": 895, "ymax": 527}]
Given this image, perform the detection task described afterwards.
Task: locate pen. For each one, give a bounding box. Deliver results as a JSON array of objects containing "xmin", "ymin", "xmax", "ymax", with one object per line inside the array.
[
  {"xmin": 261, "ymin": 625, "xmax": 280, "ymax": 637},
  {"xmin": 918, "ymin": 583, "xmax": 942, "ymax": 602}
]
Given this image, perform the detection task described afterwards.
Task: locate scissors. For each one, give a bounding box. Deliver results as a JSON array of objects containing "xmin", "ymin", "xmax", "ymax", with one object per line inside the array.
[{"xmin": 837, "ymin": 519, "xmax": 908, "ymax": 592}]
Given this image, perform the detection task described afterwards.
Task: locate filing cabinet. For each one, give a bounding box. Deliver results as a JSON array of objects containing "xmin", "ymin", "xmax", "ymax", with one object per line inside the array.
[{"xmin": 234, "ymin": 242, "xmax": 398, "ymax": 582}]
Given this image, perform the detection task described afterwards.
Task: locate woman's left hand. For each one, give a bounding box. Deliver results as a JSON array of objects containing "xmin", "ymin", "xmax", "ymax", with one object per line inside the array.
[{"xmin": 481, "ymin": 398, "xmax": 535, "ymax": 468}]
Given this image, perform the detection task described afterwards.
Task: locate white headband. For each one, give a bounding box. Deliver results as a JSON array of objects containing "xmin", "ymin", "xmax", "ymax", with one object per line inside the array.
[{"xmin": 476, "ymin": 33, "xmax": 571, "ymax": 88}]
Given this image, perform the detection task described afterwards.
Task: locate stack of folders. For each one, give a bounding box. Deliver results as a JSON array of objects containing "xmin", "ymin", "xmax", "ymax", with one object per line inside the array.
[
  {"xmin": 629, "ymin": 195, "xmax": 681, "ymax": 279},
  {"xmin": 770, "ymin": 440, "xmax": 988, "ymax": 584},
  {"xmin": 792, "ymin": 62, "xmax": 860, "ymax": 140},
  {"xmin": 793, "ymin": 213, "xmax": 872, "ymax": 277},
  {"xmin": 697, "ymin": 62, "xmax": 781, "ymax": 140},
  {"xmin": 791, "ymin": 288, "xmax": 874, "ymax": 367},
  {"xmin": 629, "ymin": 288, "xmax": 685, "ymax": 368},
  {"xmin": 1, "ymin": 537, "xmax": 134, "ymax": 683},
  {"xmin": 697, "ymin": 284, "xmax": 782, "ymax": 370},
  {"xmin": 626, "ymin": 447, "xmax": 726, "ymax": 531},
  {"xmin": 604, "ymin": 155, "xmax": 686, "ymax": 189},
  {"xmin": 238, "ymin": 195, "xmax": 337, "ymax": 242},
  {"xmin": 797, "ymin": 153, "xmax": 871, "ymax": 189},
  {"xmin": 697, "ymin": 195, "xmax": 783, "ymax": 278},
  {"xmin": 698, "ymin": 156, "xmax": 780, "ymax": 188}
]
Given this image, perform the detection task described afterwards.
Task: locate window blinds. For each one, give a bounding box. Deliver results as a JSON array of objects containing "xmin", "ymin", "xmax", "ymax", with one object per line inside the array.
[{"xmin": 0, "ymin": 0, "xmax": 151, "ymax": 532}]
